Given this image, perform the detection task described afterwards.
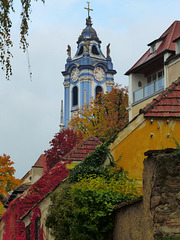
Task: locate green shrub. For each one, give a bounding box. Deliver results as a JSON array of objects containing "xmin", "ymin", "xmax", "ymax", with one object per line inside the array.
[{"xmin": 46, "ymin": 171, "xmax": 140, "ymax": 240}]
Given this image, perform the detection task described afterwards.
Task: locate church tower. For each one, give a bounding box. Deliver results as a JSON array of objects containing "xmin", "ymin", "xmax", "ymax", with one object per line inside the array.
[{"xmin": 62, "ymin": 3, "xmax": 116, "ymax": 128}]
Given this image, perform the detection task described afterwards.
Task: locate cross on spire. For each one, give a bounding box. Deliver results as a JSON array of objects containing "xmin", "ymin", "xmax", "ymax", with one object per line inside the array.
[{"xmin": 84, "ymin": 2, "xmax": 93, "ymax": 18}]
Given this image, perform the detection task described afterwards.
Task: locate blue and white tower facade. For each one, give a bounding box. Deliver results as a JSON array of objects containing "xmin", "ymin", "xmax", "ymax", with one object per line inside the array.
[{"xmin": 62, "ymin": 14, "xmax": 116, "ymax": 128}]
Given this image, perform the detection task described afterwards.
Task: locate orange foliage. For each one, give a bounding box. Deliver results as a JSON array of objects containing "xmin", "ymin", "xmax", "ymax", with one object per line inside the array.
[
  {"xmin": 68, "ymin": 84, "xmax": 129, "ymax": 141},
  {"xmin": 0, "ymin": 154, "xmax": 21, "ymax": 196}
]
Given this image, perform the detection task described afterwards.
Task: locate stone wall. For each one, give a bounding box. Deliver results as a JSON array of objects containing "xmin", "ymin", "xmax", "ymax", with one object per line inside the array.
[
  {"xmin": 113, "ymin": 198, "xmax": 152, "ymax": 240},
  {"xmin": 113, "ymin": 149, "xmax": 180, "ymax": 240},
  {"xmin": 148, "ymin": 149, "xmax": 180, "ymax": 239}
]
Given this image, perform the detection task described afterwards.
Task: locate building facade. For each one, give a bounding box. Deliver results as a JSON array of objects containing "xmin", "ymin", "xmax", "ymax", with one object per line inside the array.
[
  {"xmin": 62, "ymin": 15, "xmax": 116, "ymax": 127},
  {"xmin": 110, "ymin": 78, "xmax": 180, "ymax": 187},
  {"xmin": 126, "ymin": 21, "xmax": 180, "ymax": 121}
]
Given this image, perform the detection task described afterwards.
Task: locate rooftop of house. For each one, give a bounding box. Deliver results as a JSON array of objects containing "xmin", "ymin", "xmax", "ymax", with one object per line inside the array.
[
  {"xmin": 125, "ymin": 21, "xmax": 180, "ymax": 75},
  {"xmin": 4, "ymin": 184, "xmax": 31, "ymax": 208},
  {"xmin": 33, "ymin": 154, "xmax": 47, "ymax": 174},
  {"xmin": 141, "ymin": 77, "xmax": 180, "ymax": 118},
  {"xmin": 64, "ymin": 135, "xmax": 102, "ymax": 162}
]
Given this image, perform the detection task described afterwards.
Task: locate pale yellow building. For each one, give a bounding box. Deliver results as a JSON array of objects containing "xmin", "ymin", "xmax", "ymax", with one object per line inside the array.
[{"xmin": 126, "ymin": 21, "xmax": 180, "ymax": 121}]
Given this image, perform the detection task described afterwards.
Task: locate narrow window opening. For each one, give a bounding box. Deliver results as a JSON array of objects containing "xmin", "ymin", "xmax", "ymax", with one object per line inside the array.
[
  {"xmin": 92, "ymin": 45, "xmax": 99, "ymax": 55},
  {"xmin": 96, "ymin": 86, "xmax": 103, "ymax": 98},
  {"xmin": 150, "ymin": 44, "xmax": 156, "ymax": 53},
  {"xmin": 73, "ymin": 86, "xmax": 78, "ymax": 106},
  {"xmin": 78, "ymin": 46, "xmax": 83, "ymax": 56}
]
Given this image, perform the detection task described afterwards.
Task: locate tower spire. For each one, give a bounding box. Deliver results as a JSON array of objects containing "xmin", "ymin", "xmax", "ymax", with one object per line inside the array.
[{"xmin": 59, "ymin": 100, "xmax": 64, "ymax": 132}]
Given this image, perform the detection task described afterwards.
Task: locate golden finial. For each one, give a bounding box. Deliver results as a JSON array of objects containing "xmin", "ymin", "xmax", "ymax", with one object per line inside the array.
[{"xmin": 84, "ymin": 1, "xmax": 93, "ymax": 18}]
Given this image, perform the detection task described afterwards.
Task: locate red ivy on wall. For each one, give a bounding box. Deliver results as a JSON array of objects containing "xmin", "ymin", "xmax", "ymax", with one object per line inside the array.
[
  {"xmin": 30, "ymin": 206, "xmax": 44, "ymax": 240},
  {"xmin": 45, "ymin": 129, "xmax": 83, "ymax": 171},
  {"xmin": 2, "ymin": 161, "xmax": 69, "ymax": 239}
]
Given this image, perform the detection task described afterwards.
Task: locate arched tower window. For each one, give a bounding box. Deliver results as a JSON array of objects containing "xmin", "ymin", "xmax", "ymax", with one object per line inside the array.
[
  {"xmin": 73, "ymin": 86, "xmax": 78, "ymax": 106},
  {"xmin": 95, "ymin": 86, "xmax": 103, "ymax": 98},
  {"xmin": 92, "ymin": 45, "xmax": 99, "ymax": 55},
  {"xmin": 78, "ymin": 46, "xmax": 83, "ymax": 56}
]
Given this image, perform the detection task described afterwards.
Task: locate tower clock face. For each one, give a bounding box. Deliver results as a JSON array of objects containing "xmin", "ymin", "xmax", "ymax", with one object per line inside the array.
[
  {"xmin": 71, "ymin": 68, "xmax": 79, "ymax": 82},
  {"xmin": 94, "ymin": 67, "xmax": 105, "ymax": 81}
]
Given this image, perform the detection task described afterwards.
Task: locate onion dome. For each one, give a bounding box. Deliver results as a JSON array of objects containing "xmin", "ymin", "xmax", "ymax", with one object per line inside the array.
[{"xmin": 77, "ymin": 16, "xmax": 101, "ymax": 44}]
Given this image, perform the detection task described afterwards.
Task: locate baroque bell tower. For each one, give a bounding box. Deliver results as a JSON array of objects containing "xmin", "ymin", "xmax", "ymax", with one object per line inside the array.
[{"xmin": 61, "ymin": 2, "xmax": 116, "ymax": 128}]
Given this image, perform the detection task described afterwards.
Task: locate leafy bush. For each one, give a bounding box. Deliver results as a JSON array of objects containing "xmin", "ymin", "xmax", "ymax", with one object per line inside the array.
[{"xmin": 46, "ymin": 171, "xmax": 140, "ymax": 240}]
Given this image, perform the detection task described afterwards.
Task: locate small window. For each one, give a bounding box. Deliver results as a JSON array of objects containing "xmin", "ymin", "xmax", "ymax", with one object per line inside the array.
[
  {"xmin": 158, "ymin": 71, "xmax": 163, "ymax": 79},
  {"xmin": 147, "ymin": 76, "xmax": 151, "ymax": 83},
  {"xmin": 152, "ymin": 74, "xmax": 156, "ymax": 81},
  {"xmin": 73, "ymin": 86, "xmax": 78, "ymax": 106},
  {"xmin": 147, "ymin": 70, "xmax": 164, "ymax": 84},
  {"xmin": 26, "ymin": 225, "xmax": 31, "ymax": 240},
  {"xmin": 78, "ymin": 46, "xmax": 83, "ymax": 56},
  {"xmin": 96, "ymin": 86, "xmax": 103, "ymax": 98},
  {"xmin": 92, "ymin": 45, "xmax": 99, "ymax": 55},
  {"xmin": 150, "ymin": 44, "xmax": 156, "ymax": 53},
  {"xmin": 178, "ymin": 41, "xmax": 180, "ymax": 53},
  {"xmin": 153, "ymin": 44, "xmax": 156, "ymax": 52}
]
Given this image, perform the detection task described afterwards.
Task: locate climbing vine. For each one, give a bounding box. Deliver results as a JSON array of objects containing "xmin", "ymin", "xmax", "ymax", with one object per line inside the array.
[
  {"xmin": 30, "ymin": 206, "xmax": 44, "ymax": 240},
  {"xmin": 45, "ymin": 129, "xmax": 83, "ymax": 171},
  {"xmin": 68, "ymin": 140, "xmax": 114, "ymax": 183},
  {"xmin": 2, "ymin": 161, "xmax": 69, "ymax": 239}
]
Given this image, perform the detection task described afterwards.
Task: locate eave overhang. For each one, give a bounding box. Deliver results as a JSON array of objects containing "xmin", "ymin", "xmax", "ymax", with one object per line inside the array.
[{"xmin": 125, "ymin": 50, "xmax": 173, "ymax": 76}]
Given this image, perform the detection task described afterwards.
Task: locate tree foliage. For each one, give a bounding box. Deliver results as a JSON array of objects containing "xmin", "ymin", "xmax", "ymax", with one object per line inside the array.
[
  {"xmin": 0, "ymin": 154, "xmax": 21, "ymax": 196},
  {"xmin": 68, "ymin": 84, "xmax": 129, "ymax": 142},
  {"xmin": 0, "ymin": 201, "xmax": 4, "ymax": 215},
  {"xmin": 45, "ymin": 129, "xmax": 83, "ymax": 171},
  {"xmin": 0, "ymin": 0, "xmax": 45, "ymax": 79}
]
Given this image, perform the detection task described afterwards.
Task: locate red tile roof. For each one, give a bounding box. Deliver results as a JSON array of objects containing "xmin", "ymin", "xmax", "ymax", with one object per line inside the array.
[
  {"xmin": 63, "ymin": 136, "xmax": 102, "ymax": 162},
  {"xmin": 126, "ymin": 21, "xmax": 180, "ymax": 75},
  {"xmin": 141, "ymin": 78, "xmax": 180, "ymax": 118},
  {"xmin": 33, "ymin": 154, "xmax": 47, "ymax": 174},
  {"xmin": 32, "ymin": 136, "xmax": 102, "ymax": 174}
]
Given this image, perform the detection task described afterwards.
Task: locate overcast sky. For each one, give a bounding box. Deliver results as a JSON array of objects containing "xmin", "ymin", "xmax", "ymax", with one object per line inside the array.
[{"xmin": 0, "ymin": 0, "xmax": 180, "ymax": 178}]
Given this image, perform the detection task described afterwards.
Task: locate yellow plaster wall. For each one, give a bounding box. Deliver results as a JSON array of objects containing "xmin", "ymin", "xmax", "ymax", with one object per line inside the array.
[
  {"xmin": 167, "ymin": 60, "xmax": 180, "ymax": 86},
  {"xmin": 110, "ymin": 116, "xmax": 180, "ymax": 183},
  {"xmin": 131, "ymin": 94, "xmax": 160, "ymax": 119}
]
